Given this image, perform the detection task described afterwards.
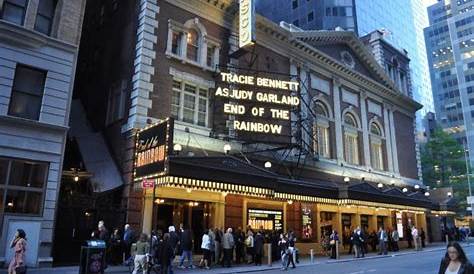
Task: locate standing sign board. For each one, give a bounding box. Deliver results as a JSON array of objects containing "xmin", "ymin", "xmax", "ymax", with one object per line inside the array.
[{"xmin": 134, "ymin": 118, "xmax": 174, "ymax": 183}]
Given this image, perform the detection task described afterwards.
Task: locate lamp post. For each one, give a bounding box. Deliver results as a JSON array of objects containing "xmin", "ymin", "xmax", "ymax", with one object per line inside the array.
[{"xmin": 463, "ymin": 141, "xmax": 474, "ymax": 220}]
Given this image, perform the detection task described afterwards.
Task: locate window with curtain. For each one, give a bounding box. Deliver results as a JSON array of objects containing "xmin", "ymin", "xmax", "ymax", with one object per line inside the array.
[
  {"xmin": 186, "ymin": 29, "xmax": 199, "ymax": 62},
  {"xmin": 370, "ymin": 122, "xmax": 384, "ymax": 170},
  {"xmin": 34, "ymin": 0, "xmax": 57, "ymax": 35},
  {"xmin": 313, "ymin": 102, "xmax": 331, "ymax": 158},
  {"xmin": 171, "ymin": 77, "xmax": 208, "ymax": 127},
  {"xmin": 171, "ymin": 31, "xmax": 183, "ymax": 55},
  {"xmin": 1, "ymin": 0, "xmax": 28, "ymax": 25},
  {"xmin": 343, "ymin": 112, "xmax": 359, "ymax": 165}
]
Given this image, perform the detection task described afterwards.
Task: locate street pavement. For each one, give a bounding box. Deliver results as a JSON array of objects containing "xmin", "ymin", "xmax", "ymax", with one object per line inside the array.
[{"xmin": 3, "ymin": 243, "xmax": 472, "ymax": 274}]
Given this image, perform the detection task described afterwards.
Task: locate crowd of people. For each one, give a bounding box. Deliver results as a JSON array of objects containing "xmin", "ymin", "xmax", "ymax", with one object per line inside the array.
[
  {"xmin": 320, "ymin": 225, "xmax": 427, "ymax": 259},
  {"xmin": 90, "ymin": 221, "xmax": 301, "ymax": 273}
]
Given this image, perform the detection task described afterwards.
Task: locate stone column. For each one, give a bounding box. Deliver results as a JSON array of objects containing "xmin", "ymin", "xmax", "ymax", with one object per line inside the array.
[
  {"xmin": 360, "ymin": 92, "xmax": 370, "ymax": 168},
  {"xmin": 354, "ymin": 213, "xmax": 361, "ymax": 228},
  {"xmin": 335, "ymin": 210, "xmax": 343, "ymax": 236},
  {"xmin": 370, "ymin": 215, "xmax": 378, "ymax": 232},
  {"xmin": 315, "ymin": 204, "xmax": 321, "ymax": 242},
  {"xmin": 142, "ymin": 191, "xmax": 154, "ymax": 234},
  {"xmin": 24, "ymin": 0, "xmax": 39, "ymax": 30},
  {"xmin": 333, "ymin": 77, "xmax": 344, "ymax": 162},
  {"xmin": 388, "ymin": 109, "xmax": 400, "ymax": 174},
  {"xmin": 383, "ymin": 104, "xmax": 394, "ymax": 172},
  {"xmin": 214, "ymin": 200, "xmax": 226, "ymax": 229}
]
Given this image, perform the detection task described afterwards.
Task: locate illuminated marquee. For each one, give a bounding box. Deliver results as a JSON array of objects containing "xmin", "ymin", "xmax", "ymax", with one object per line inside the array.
[
  {"xmin": 134, "ymin": 119, "xmax": 174, "ymax": 182},
  {"xmin": 239, "ymin": 0, "xmax": 255, "ymax": 48},
  {"xmin": 215, "ymin": 72, "xmax": 300, "ymax": 136}
]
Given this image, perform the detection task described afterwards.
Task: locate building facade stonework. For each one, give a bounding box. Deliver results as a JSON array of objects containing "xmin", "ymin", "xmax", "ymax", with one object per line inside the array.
[{"xmin": 0, "ymin": 0, "xmax": 86, "ymax": 267}]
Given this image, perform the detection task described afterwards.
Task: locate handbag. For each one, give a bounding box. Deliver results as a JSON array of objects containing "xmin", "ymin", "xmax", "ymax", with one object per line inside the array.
[
  {"xmin": 15, "ymin": 264, "xmax": 27, "ymax": 274},
  {"xmin": 329, "ymin": 240, "xmax": 335, "ymax": 245}
]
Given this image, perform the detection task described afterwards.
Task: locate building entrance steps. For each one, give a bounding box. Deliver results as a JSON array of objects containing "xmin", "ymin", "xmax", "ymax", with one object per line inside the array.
[{"xmin": 7, "ymin": 241, "xmax": 467, "ymax": 274}]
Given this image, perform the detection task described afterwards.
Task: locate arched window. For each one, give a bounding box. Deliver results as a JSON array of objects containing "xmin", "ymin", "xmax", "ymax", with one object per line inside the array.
[
  {"xmin": 186, "ymin": 29, "xmax": 199, "ymax": 62},
  {"xmin": 370, "ymin": 121, "xmax": 384, "ymax": 170},
  {"xmin": 343, "ymin": 112, "xmax": 359, "ymax": 165},
  {"xmin": 313, "ymin": 101, "xmax": 331, "ymax": 158},
  {"xmin": 344, "ymin": 113, "xmax": 358, "ymax": 128}
]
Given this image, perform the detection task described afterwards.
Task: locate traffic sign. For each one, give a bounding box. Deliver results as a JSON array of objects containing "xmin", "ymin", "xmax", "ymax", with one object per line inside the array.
[{"xmin": 142, "ymin": 179, "xmax": 154, "ymax": 189}]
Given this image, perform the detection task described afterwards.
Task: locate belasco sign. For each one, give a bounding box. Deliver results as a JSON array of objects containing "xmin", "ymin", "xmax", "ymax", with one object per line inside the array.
[
  {"xmin": 133, "ymin": 118, "xmax": 174, "ymax": 182},
  {"xmin": 214, "ymin": 71, "xmax": 300, "ymax": 144}
]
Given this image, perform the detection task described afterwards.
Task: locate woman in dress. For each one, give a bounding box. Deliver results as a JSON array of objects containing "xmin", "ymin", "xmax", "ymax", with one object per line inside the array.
[
  {"xmin": 8, "ymin": 229, "xmax": 27, "ymax": 274},
  {"xmin": 438, "ymin": 242, "xmax": 474, "ymax": 274}
]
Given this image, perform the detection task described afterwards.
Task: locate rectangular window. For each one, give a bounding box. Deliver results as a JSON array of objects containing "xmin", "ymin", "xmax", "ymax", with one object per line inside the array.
[
  {"xmin": 308, "ymin": 11, "xmax": 314, "ymax": 22},
  {"xmin": 34, "ymin": 0, "xmax": 57, "ymax": 35},
  {"xmin": 292, "ymin": 0, "xmax": 298, "ymax": 9},
  {"xmin": 325, "ymin": 7, "xmax": 331, "ymax": 16},
  {"xmin": 0, "ymin": 158, "xmax": 47, "ymax": 216},
  {"xmin": 8, "ymin": 65, "xmax": 46, "ymax": 121},
  {"xmin": 172, "ymin": 78, "xmax": 208, "ymax": 127},
  {"xmin": 1, "ymin": 0, "xmax": 28, "ymax": 25},
  {"xmin": 106, "ymin": 82, "xmax": 126, "ymax": 125},
  {"xmin": 206, "ymin": 45, "xmax": 216, "ymax": 67},
  {"xmin": 315, "ymin": 125, "xmax": 330, "ymax": 158},
  {"xmin": 171, "ymin": 80, "xmax": 181, "ymax": 119},
  {"xmin": 293, "ymin": 20, "xmax": 299, "ymax": 26},
  {"xmin": 370, "ymin": 143, "xmax": 384, "ymax": 170},
  {"xmin": 198, "ymin": 88, "xmax": 208, "ymax": 127},
  {"xmin": 171, "ymin": 31, "xmax": 182, "ymax": 55},
  {"xmin": 344, "ymin": 134, "xmax": 359, "ymax": 165},
  {"xmin": 470, "ymin": 98, "xmax": 474, "ymax": 105}
]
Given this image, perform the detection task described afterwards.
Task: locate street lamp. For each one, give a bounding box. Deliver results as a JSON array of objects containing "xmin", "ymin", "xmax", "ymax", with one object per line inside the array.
[{"xmin": 223, "ymin": 144, "xmax": 231, "ymax": 154}]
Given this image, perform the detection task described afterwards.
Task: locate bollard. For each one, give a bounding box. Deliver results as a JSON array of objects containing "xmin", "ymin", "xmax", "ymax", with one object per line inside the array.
[
  {"xmin": 310, "ymin": 249, "xmax": 314, "ymax": 264},
  {"xmin": 267, "ymin": 243, "xmax": 272, "ymax": 266},
  {"xmin": 336, "ymin": 240, "xmax": 340, "ymax": 260}
]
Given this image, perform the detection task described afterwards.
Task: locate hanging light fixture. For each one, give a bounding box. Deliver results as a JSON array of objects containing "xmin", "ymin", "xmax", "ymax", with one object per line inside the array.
[
  {"xmin": 377, "ymin": 183, "xmax": 383, "ymax": 189},
  {"xmin": 173, "ymin": 144, "xmax": 182, "ymax": 155},
  {"xmin": 425, "ymin": 192, "xmax": 430, "ymax": 197},
  {"xmin": 344, "ymin": 176, "xmax": 350, "ymax": 183},
  {"xmin": 223, "ymin": 143, "xmax": 231, "ymax": 154},
  {"xmin": 402, "ymin": 187, "xmax": 408, "ymax": 193},
  {"xmin": 264, "ymin": 161, "xmax": 272, "ymax": 168},
  {"xmin": 414, "ymin": 184, "xmax": 420, "ymax": 190}
]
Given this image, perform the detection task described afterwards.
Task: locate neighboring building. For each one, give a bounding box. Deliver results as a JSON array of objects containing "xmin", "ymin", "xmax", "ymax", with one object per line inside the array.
[
  {"xmin": 0, "ymin": 0, "xmax": 86, "ymax": 267},
  {"xmin": 257, "ymin": 0, "xmax": 434, "ymax": 133},
  {"xmin": 70, "ymin": 0, "xmax": 449, "ymax": 258},
  {"xmin": 255, "ymin": 0, "xmax": 357, "ymax": 33},
  {"xmin": 425, "ymin": 0, "xmax": 474, "ymax": 166}
]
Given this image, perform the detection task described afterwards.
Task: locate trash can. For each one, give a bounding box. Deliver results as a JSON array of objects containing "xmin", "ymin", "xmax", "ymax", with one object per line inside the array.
[{"xmin": 79, "ymin": 240, "xmax": 107, "ymax": 274}]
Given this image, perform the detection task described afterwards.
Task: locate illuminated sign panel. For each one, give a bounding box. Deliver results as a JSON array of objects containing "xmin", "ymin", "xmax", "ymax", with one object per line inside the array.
[
  {"xmin": 248, "ymin": 209, "xmax": 283, "ymax": 230},
  {"xmin": 134, "ymin": 119, "xmax": 174, "ymax": 182},
  {"xmin": 239, "ymin": 0, "xmax": 255, "ymax": 48},
  {"xmin": 214, "ymin": 71, "xmax": 300, "ymax": 144}
]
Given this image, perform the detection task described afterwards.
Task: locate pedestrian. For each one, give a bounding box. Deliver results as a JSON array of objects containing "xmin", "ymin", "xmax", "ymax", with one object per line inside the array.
[
  {"xmin": 287, "ymin": 231, "xmax": 296, "ymax": 268},
  {"xmin": 8, "ymin": 229, "xmax": 27, "ymax": 274},
  {"xmin": 391, "ymin": 227, "xmax": 399, "ymax": 252},
  {"xmin": 377, "ymin": 227, "xmax": 388, "ymax": 255},
  {"xmin": 158, "ymin": 233, "xmax": 175, "ymax": 274},
  {"xmin": 348, "ymin": 227, "xmax": 354, "ymax": 255},
  {"xmin": 412, "ymin": 226, "xmax": 420, "ymax": 251},
  {"xmin": 98, "ymin": 221, "xmax": 109, "ymax": 243},
  {"xmin": 214, "ymin": 228, "xmax": 223, "ymax": 265},
  {"xmin": 208, "ymin": 228, "xmax": 216, "ymax": 265},
  {"xmin": 168, "ymin": 226, "xmax": 179, "ymax": 273},
  {"xmin": 438, "ymin": 242, "xmax": 474, "ymax": 274},
  {"xmin": 235, "ymin": 227, "xmax": 245, "ymax": 264},
  {"xmin": 278, "ymin": 233, "xmax": 289, "ymax": 270},
  {"xmin": 123, "ymin": 224, "xmax": 135, "ymax": 264},
  {"xmin": 254, "ymin": 230, "xmax": 264, "ymax": 266},
  {"xmin": 353, "ymin": 227, "xmax": 364, "ymax": 258},
  {"xmin": 245, "ymin": 230, "xmax": 255, "ymax": 264},
  {"xmin": 222, "ymin": 228, "xmax": 235, "ymax": 267},
  {"xmin": 369, "ymin": 230, "xmax": 377, "ymax": 252},
  {"xmin": 177, "ymin": 226, "xmax": 193, "ymax": 269},
  {"xmin": 420, "ymin": 228, "xmax": 426, "ymax": 248},
  {"xmin": 131, "ymin": 233, "xmax": 150, "ymax": 274},
  {"xmin": 199, "ymin": 229, "xmax": 212, "ymax": 269},
  {"xmin": 110, "ymin": 229, "xmax": 122, "ymax": 265},
  {"xmin": 151, "ymin": 231, "xmax": 163, "ymax": 270},
  {"xmin": 406, "ymin": 227, "xmax": 413, "ymax": 248},
  {"xmin": 330, "ymin": 230, "xmax": 339, "ymax": 259}
]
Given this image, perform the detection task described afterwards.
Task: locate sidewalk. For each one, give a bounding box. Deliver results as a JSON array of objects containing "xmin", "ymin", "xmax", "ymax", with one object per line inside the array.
[{"xmin": 2, "ymin": 242, "xmax": 463, "ymax": 274}]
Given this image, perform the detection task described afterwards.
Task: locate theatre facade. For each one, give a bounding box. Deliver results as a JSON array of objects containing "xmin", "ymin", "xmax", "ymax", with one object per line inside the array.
[{"xmin": 74, "ymin": 0, "xmax": 453, "ymax": 253}]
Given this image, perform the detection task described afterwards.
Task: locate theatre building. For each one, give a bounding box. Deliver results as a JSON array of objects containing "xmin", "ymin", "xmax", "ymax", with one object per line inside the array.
[{"xmin": 71, "ymin": 0, "xmax": 452, "ymax": 256}]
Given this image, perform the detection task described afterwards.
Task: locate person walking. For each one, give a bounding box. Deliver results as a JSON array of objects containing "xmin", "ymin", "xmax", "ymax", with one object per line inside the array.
[
  {"xmin": 330, "ymin": 230, "xmax": 339, "ymax": 259},
  {"xmin": 222, "ymin": 228, "xmax": 235, "ymax": 267},
  {"xmin": 287, "ymin": 231, "xmax": 296, "ymax": 268},
  {"xmin": 199, "ymin": 230, "xmax": 211, "ymax": 269},
  {"xmin": 131, "ymin": 233, "xmax": 150, "ymax": 274},
  {"xmin": 369, "ymin": 230, "xmax": 377, "ymax": 252},
  {"xmin": 245, "ymin": 230, "xmax": 255, "ymax": 264},
  {"xmin": 123, "ymin": 224, "xmax": 135, "ymax": 264},
  {"xmin": 438, "ymin": 242, "xmax": 474, "ymax": 274},
  {"xmin": 110, "ymin": 229, "xmax": 122, "ymax": 265},
  {"xmin": 412, "ymin": 226, "xmax": 420, "ymax": 251},
  {"xmin": 391, "ymin": 227, "xmax": 400, "ymax": 252},
  {"xmin": 235, "ymin": 227, "xmax": 245, "ymax": 264},
  {"xmin": 214, "ymin": 228, "xmax": 223, "ymax": 265},
  {"xmin": 158, "ymin": 233, "xmax": 175, "ymax": 274},
  {"xmin": 178, "ymin": 226, "xmax": 193, "ymax": 269},
  {"xmin": 254, "ymin": 230, "xmax": 264, "ymax": 266},
  {"xmin": 420, "ymin": 228, "xmax": 426, "ymax": 248},
  {"xmin": 168, "ymin": 226, "xmax": 179, "ymax": 274},
  {"xmin": 278, "ymin": 233, "xmax": 290, "ymax": 270},
  {"xmin": 8, "ymin": 229, "xmax": 27, "ymax": 274},
  {"xmin": 377, "ymin": 227, "xmax": 388, "ymax": 255}
]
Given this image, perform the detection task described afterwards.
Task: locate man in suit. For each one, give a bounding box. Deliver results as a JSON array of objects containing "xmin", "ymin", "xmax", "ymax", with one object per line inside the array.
[{"xmin": 377, "ymin": 227, "xmax": 388, "ymax": 255}]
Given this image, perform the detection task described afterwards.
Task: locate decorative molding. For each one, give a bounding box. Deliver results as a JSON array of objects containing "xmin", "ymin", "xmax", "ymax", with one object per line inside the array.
[{"xmin": 342, "ymin": 88, "xmax": 359, "ymax": 107}]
